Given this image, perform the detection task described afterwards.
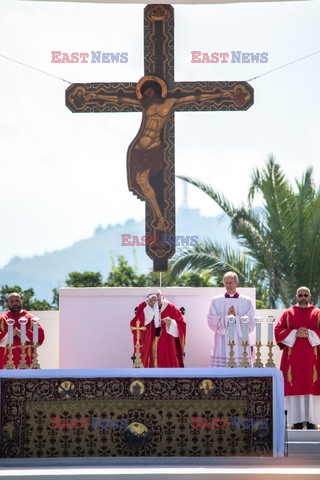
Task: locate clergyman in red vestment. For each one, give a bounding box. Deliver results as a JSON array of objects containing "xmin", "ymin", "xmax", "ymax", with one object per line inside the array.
[
  {"xmin": 275, "ymin": 286, "xmax": 320, "ymax": 429},
  {"xmin": 130, "ymin": 288, "xmax": 186, "ymax": 367},
  {"xmin": 0, "ymin": 292, "xmax": 45, "ymax": 368}
]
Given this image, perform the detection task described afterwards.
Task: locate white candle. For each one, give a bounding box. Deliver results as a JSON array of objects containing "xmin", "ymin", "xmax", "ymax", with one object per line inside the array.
[
  {"xmin": 268, "ymin": 323, "xmax": 273, "ymax": 343},
  {"xmin": 19, "ymin": 317, "xmax": 27, "ymax": 343},
  {"xmin": 256, "ymin": 322, "xmax": 261, "ymax": 343},
  {"xmin": 32, "ymin": 317, "xmax": 39, "ymax": 343},
  {"xmin": 8, "ymin": 325, "xmax": 13, "ymax": 344},
  {"xmin": 254, "ymin": 317, "xmax": 262, "ymax": 343},
  {"xmin": 242, "ymin": 322, "xmax": 248, "ymax": 341},
  {"xmin": 267, "ymin": 316, "xmax": 275, "ymax": 343},
  {"xmin": 241, "ymin": 316, "xmax": 249, "ymax": 342},
  {"xmin": 6, "ymin": 319, "xmax": 14, "ymax": 345},
  {"xmin": 227, "ymin": 315, "xmax": 235, "ymax": 342},
  {"xmin": 229, "ymin": 320, "xmax": 234, "ymax": 342}
]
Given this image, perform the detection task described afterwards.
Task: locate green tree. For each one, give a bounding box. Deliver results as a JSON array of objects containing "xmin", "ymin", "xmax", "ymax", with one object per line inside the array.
[
  {"xmin": 52, "ymin": 287, "xmax": 60, "ymax": 309},
  {"xmin": 175, "ymin": 156, "xmax": 320, "ymax": 308},
  {"xmin": 170, "ymin": 241, "xmax": 267, "ymax": 305},
  {"xmin": 59, "ymin": 257, "xmax": 218, "ymax": 301},
  {"xmin": 65, "ymin": 271, "xmax": 104, "ymax": 288},
  {"xmin": 105, "ymin": 256, "xmax": 147, "ymax": 287},
  {"xmin": 173, "ymin": 272, "xmax": 213, "ymax": 287},
  {"xmin": 51, "ymin": 272, "xmax": 104, "ymax": 308},
  {"xmin": 29, "ymin": 299, "xmax": 53, "ymax": 310},
  {"xmin": 0, "ymin": 285, "xmax": 53, "ymax": 310},
  {"xmin": 144, "ymin": 269, "xmax": 212, "ymax": 288}
]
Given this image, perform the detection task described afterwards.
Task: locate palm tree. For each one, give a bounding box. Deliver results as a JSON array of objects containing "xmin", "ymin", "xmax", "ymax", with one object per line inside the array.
[{"xmin": 173, "ymin": 156, "xmax": 320, "ymax": 308}]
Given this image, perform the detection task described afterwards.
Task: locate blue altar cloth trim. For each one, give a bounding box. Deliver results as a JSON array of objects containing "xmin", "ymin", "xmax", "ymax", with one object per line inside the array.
[
  {"xmin": 0, "ymin": 367, "xmax": 284, "ymax": 457},
  {"xmin": 0, "ymin": 367, "xmax": 283, "ymax": 379}
]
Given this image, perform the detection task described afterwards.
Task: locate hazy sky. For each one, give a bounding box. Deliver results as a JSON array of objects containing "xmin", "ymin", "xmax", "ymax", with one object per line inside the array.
[{"xmin": 0, "ymin": 0, "xmax": 319, "ymax": 268}]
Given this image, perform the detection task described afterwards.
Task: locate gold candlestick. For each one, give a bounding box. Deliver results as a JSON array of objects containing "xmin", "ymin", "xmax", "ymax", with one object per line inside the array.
[
  {"xmin": 17, "ymin": 343, "xmax": 29, "ymax": 369},
  {"xmin": 265, "ymin": 341, "xmax": 275, "ymax": 368},
  {"xmin": 30, "ymin": 343, "xmax": 40, "ymax": 369},
  {"xmin": 227, "ymin": 340, "xmax": 237, "ymax": 367},
  {"xmin": 240, "ymin": 340, "xmax": 251, "ymax": 368},
  {"xmin": 131, "ymin": 319, "xmax": 146, "ymax": 368},
  {"xmin": 254, "ymin": 341, "xmax": 264, "ymax": 368},
  {"xmin": 4, "ymin": 345, "xmax": 15, "ymax": 369},
  {"xmin": 132, "ymin": 342, "xmax": 144, "ymax": 368}
]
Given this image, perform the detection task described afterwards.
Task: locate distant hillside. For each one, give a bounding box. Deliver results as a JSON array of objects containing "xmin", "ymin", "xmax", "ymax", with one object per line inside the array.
[{"xmin": 0, "ymin": 207, "xmax": 235, "ymax": 301}]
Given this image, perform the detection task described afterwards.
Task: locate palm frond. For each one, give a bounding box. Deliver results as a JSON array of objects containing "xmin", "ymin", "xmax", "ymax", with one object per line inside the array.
[
  {"xmin": 175, "ymin": 156, "xmax": 320, "ymax": 307},
  {"xmin": 170, "ymin": 239, "xmax": 253, "ymax": 283}
]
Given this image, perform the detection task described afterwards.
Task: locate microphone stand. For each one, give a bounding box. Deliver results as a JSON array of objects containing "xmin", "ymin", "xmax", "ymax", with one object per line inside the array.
[{"xmin": 284, "ymin": 409, "xmax": 289, "ymax": 457}]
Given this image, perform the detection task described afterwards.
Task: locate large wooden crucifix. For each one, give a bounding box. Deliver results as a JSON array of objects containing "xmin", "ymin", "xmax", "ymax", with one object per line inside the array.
[{"xmin": 66, "ymin": 4, "xmax": 254, "ymax": 271}]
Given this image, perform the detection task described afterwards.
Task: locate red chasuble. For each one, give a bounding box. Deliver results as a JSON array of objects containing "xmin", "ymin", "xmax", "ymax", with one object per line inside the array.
[
  {"xmin": 130, "ymin": 301, "xmax": 186, "ymax": 368},
  {"xmin": 0, "ymin": 310, "xmax": 45, "ymax": 368},
  {"xmin": 275, "ymin": 305, "xmax": 320, "ymax": 396}
]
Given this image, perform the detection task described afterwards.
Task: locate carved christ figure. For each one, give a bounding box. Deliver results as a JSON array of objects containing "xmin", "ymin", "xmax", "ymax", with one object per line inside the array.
[{"xmin": 69, "ymin": 76, "xmax": 250, "ymax": 232}]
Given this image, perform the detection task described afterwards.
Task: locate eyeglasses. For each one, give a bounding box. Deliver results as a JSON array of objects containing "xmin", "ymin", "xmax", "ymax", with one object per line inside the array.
[{"xmin": 297, "ymin": 293, "xmax": 310, "ymax": 297}]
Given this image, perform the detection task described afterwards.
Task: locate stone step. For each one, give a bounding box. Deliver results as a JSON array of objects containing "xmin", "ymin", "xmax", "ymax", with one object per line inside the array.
[
  {"xmin": 286, "ymin": 429, "xmax": 320, "ymax": 455},
  {"xmin": 287, "ymin": 429, "xmax": 320, "ymax": 440},
  {"xmin": 0, "ymin": 456, "xmax": 320, "ymax": 480}
]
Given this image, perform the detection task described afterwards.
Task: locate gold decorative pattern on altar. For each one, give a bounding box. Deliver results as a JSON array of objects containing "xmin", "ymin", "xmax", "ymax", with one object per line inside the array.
[{"xmin": 0, "ymin": 376, "xmax": 273, "ymax": 458}]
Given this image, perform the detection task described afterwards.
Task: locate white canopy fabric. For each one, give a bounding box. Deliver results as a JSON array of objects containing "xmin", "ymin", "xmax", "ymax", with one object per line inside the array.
[{"xmin": 26, "ymin": 0, "xmax": 312, "ymax": 4}]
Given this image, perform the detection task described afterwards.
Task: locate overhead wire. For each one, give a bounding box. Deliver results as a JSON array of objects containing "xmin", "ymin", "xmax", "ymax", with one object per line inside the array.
[
  {"xmin": 0, "ymin": 49, "xmax": 319, "ymax": 85},
  {"xmin": 0, "ymin": 53, "xmax": 72, "ymax": 84},
  {"xmin": 247, "ymin": 49, "xmax": 320, "ymax": 82}
]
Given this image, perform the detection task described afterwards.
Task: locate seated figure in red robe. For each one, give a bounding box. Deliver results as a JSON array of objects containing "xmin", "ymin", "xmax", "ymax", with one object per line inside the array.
[{"xmin": 130, "ymin": 288, "xmax": 186, "ymax": 368}]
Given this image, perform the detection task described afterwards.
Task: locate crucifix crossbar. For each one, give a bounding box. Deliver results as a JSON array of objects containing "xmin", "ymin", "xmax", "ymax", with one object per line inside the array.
[{"xmin": 65, "ymin": 4, "xmax": 254, "ymax": 271}]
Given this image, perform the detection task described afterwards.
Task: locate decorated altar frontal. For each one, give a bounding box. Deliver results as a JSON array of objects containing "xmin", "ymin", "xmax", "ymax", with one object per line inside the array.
[{"xmin": 0, "ymin": 368, "xmax": 284, "ymax": 458}]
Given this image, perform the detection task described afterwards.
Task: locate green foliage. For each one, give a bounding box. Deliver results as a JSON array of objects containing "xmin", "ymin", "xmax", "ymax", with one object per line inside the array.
[
  {"xmin": 143, "ymin": 269, "xmax": 213, "ymax": 288},
  {"xmin": 105, "ymin": 256, "xmax": 147, "ymax": 286},
  {"xmin": 52, "ymin": 287, "xmax": 60, "ymax": 308},
  {"xmin": 173, "ymin": 272, "xmax": 213, "ymax": 287},
  {"xmin": 142, "ymin": 270, "xmax": 165, "ymax": 287},
  {"xmin": 65, "ymin": 271, "xmax": 104, "ymax": 288},
  {"xmin": 0, "ymin": 284, "xmax": 53, "ymax": 311},
  {"xmin": 29, "ymin": 299, "xmax": 53, "ymax": 310},
  {"xmin": 176, "ymin": 155, "xmax": 320, "ymax": 308},
  {"xmin": 61, "ymin": 257, "xmax": 213, "ymax": 291}
]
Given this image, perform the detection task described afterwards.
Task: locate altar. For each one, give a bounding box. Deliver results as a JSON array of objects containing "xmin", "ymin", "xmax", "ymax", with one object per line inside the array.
[{"xmin": 0, "ymin": 367, "xmax": 284, "ymax": 458}]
